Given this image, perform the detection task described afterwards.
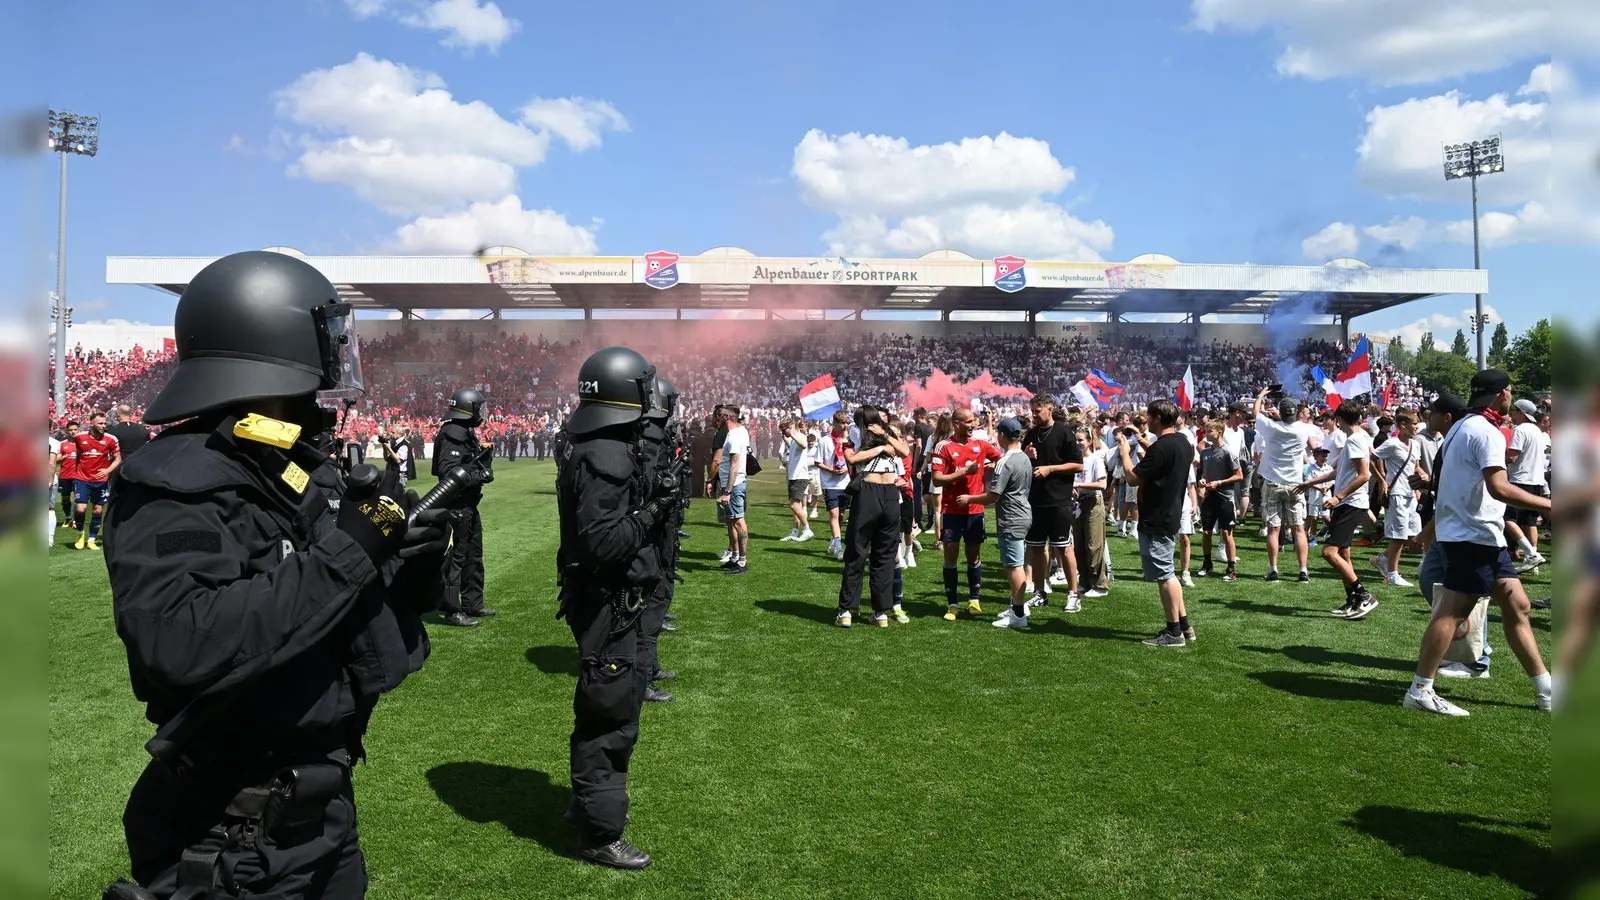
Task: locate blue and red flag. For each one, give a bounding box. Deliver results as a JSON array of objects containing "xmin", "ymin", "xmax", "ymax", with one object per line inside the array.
[
  {"xmin": 1334, "ymin": 337, "xmax": 1373, "ymax": 399},
  {"xmin": 1081, "ymin": 369, "xmax": 1125, "ymax": 410}
]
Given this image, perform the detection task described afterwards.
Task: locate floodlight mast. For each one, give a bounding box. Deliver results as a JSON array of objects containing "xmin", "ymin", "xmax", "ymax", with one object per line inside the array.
[
  {"xmin": 1443, "ymin": 134, "xmax": 1502, "ymax": 370},
  {"xmin": 47, "ymin": 110, "xmax": 100, "ymax": 423}
]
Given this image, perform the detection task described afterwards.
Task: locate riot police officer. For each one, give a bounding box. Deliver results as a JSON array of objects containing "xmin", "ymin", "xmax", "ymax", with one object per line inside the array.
[
  {"xmin": 101, "ymin": 250, "xmax": 450, "ymax": 900},
  {"xmin": 556, "ymin": 347, "xmax": 676, "ymax": 870},
  {"xmin": 433, "ymin": 388, "xmax": 495, "ymax": 627},
  {"xmin": 638, "ymin": 377, "xmax": 685, "ymax": 703}
]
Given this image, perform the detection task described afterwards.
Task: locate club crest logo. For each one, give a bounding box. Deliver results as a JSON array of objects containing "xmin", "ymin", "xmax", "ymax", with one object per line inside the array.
[
  {"xmin": 644, "ymin": 250, "xmax": 680, "ymax": 290},
  {"xmin": 994, "ymin": 256, "xmax": 1027, "ymax": 293}
]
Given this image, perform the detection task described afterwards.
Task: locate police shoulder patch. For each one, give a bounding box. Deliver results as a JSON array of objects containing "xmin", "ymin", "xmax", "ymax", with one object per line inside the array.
[{"xmin": 155, "ymin": 530, "xmax": 223, "ymax": 557}]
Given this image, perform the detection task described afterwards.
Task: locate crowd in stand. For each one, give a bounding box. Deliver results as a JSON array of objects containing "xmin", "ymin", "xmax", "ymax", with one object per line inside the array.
[{"xmin": 48, "ymin": 331, "xmax": 1391, "ymax": 449}]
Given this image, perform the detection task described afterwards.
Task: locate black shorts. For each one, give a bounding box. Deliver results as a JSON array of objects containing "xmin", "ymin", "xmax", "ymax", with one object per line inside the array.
[
  {"xmin": 1326, "ymin": 504, "xmax": 1370, "ymax": 549},
  {"xmin": 1439, "ymin": 541, "xmax": 1518, "ymax": 596},
  {"xmin": 1025, "ymin": 504, "xmax": 1073, "ymax": 547},
  {"xmin": 1200, "ymin": 492, "xmax": 1237, "ymax": 533},
  {"xmin": 899, "ymin": 492, "xmax": 914, "ymax": 534},
  {"xmin": 787, "ymin": 479, "xmax": 809, "ymax": 503},
  {"xmin": 1507, "ymin": 484, "xmax": 1546, "ymax": 529}
]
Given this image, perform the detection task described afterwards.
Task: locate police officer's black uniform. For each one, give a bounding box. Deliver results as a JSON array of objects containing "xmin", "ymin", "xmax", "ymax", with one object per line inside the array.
[
  {"xmin": 556, "ymin": 347, "xmax": 676, "ymax": 870},
  {"xmin": 101, "ymin": 251, "xmax": 450, "ymax": 900},
  {"xmin": 638, "ymin": 377, "xmax": 685, "ymax": 703},
  {"xmin": 433, "ymin": 389, "xmax": 495, "ymax": 628}
]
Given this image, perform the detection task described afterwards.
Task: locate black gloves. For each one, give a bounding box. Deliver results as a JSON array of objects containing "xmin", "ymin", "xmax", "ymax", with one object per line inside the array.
[
  {"xmin": 337, "ymin": 466, "xmax": 408, "ymax": 564},
  {"xmin": 633, "ymin": 491, "xmax": 681, "ymax": 531},
  {"xmin": 398, "ymin": 490, "xmax": 450, "ymax": 559}
]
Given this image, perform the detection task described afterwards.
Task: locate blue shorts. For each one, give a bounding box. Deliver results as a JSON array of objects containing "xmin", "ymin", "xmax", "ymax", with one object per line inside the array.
[
  {"xmin": 824, "ymin": 488, "xmax": 850, "ymax": 511},
  {"xmin": 723, "ymin": 483, "xmax": 747, "ymax": 520},
  {"xmin": 74, "ymin": 480, "xmax": 109, "ymax": 507},
  {"xmin": 997, "ymin": 535, "xmax": 1026, "ymax": 568},
  {"xmin": 1439, "ymin": 541, "xmax": 1517, "ymax": 597},
  {"xmin": 941, "ymin": 512, "xmax": 986, "ymax": 545}
]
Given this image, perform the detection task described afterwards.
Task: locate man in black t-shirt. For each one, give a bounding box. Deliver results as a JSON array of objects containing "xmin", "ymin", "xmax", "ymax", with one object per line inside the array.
[
  {"xmin": 1119, "ymin": 399, "xmax": 1195, "ymax": 647},
  {"xmin": 1022, "ymin": 395, "xmax": 1084, "ymax": 610},
  {"xmin": 107, "ymin": 404, "xmax": 150, "ymax": 459},
  {"xmin": 912, "ymin": 407, "xmax": 933, "ymax": 530}
]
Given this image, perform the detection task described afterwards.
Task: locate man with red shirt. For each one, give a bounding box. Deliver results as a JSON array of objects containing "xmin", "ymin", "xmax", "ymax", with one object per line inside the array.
[
  {"xmin": 70, "ymin": 411, "xmax": 121, "ymax": 550},
  {"xmin": 56, "ymin": 420, "xmax": 80, "ymax": 528},
  {"xmin": 931, "ymin": 406, "xmax": 1002, "ymax": 620}
]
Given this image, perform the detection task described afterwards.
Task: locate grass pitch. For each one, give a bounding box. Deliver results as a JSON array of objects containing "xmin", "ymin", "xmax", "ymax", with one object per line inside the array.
[{"xmin": 50, "ymin": 461, "xmax": 1552, "ymax": 899}]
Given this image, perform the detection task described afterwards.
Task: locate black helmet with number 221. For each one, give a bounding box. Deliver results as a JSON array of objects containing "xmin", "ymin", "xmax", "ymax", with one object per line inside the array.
[{"xmin": 567, "ymin": 347, "xmax": 656, "ymax": 437}]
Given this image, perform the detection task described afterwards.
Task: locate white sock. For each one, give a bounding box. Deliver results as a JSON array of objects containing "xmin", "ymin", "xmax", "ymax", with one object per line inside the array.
[
  {"xmin": 1411, "ymin": 676, "xmax": 1434, "ymax": 693},
  {"xmin": 1533, "ymin": 672, "xmax": 1552, "ymax": 695},
  {"xmin": 1518, "ymin": 537, "xmax": 1538, "ymax": 558}
]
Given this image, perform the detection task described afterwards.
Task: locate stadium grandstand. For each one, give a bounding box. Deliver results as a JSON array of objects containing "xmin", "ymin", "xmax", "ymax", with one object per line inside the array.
[{"xmin": 62, "ymin": 247, "xmax": 1482, "ymax": 448}]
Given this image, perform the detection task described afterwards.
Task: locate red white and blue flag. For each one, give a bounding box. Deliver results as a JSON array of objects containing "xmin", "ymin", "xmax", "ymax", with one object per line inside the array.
[
  {"xmin": 1175, "ymin": 364, "xmax": 1195, "ymax": 411},
  {"xmin": 798, "ymin": 373, "xmax": 842, "ymax": 421},
  {"xmin": 1334, "ymin": 337, "xmax": 1373, "ymax": 400},
  {"xmin": 1311, "ymin": 365, "xmax": 1342, "ymax": 410},
  {"xmin": 1072, "ymin": 369, "xmax": 1126, "ymax": 411}
]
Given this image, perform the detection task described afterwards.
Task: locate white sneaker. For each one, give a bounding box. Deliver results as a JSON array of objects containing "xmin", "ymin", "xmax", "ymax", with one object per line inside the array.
[
  {"xmin": 1041, "ymin": 578, "xmax": 1053, "ymax": 595},
  {"xmin": 1517, "ymin": 552, "xmax": 1547, "ymax": 574},
  {"xmin": 798, "ymin": 529, "xmax": 814, "ymax": 541},
  {"xmin": 1048, "ymin": 571, "xmax": 1068, "ymax": 586},
  {"xmin": 1437, "ymin": 662, "xmax": 1490, "ymax": 679},
  {"xmin": 1084, "ymin": 588, "xmax": 1108, "ymax": 599},
  {"xmin": 1062, "ymin": 593, "xmax": 1082, "ymax": 613},
  {"xmin": 905, "ymin": 547, "xmax": 917, "ymax": 568},
  {"xmin": 1027, "ymin": 591, "xmax": 1048, "ymax": 608},
  {"xmin": 1537, "ymin": 691, "xmax": 1553, "ymax": 712},
  {"xmin": 1386, "ymin": 571, "xmax": 1413, "ymax": 587},
  {"xmin": 993, "ymin": 608, "xmax": 1030, "ymax": 629},
  {"xmin": 719, "ymin": 550, "xmax": 734, "ymax": 564},
  {"xmin": 1179, "ymin": 571, "xmax": 1194, "ymax": 588},
  {"xmin": 809, "ymin": 509, "xmax": 818, "ymax": 520},
  {"xmin": 780, "ymin": 529, "xmax": 799, "ymax": 542},
  {"xmin": 897, "ymin": 548, "xmax": 906, "ymax": 569},
  {"xmin": 1403, "ymin": 687, "xmax": 1469, "ymax": 717},
  {"xmin": 835, "ymin": 610, "xmax": 852, "ymax": 628}
]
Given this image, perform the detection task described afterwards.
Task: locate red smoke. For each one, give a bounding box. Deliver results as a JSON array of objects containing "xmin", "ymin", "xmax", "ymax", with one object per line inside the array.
[{"xmin": 900, "ymin": 368, "xmax": 1032, "ymax": 412}]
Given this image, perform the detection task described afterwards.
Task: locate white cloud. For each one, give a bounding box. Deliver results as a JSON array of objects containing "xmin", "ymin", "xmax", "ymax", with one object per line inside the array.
[
  {"xmin": 346, "ymin": 0, "xmax": 519, "ymax": 52},
  {"xmin": 1382, "ymin": 304, "xmax": 1502, "ymax": 350},
  {"xmin": 793, "ymin": 129, "xmax": 1113, "ymax": 260},
  {"xmin": 273, "ymin": 54, "xmax": 625, "ymax": 223},
  {"xmin": 429, "ymin": 308, "xmax": 483, "ymax": 320},
  {"xmin": 1191, "ymin": 0, "xmax": 1552, "ymax": 85},
  {"xmin": 1519, "ymin": 62, "xmax": 1557, "ymax": 96},
  {"xmin": 385, "ymin": 195, "xmax": 600, "ymax": 255},
  {"xmin": 1363, "ymin": 202, "xmax": 1559, "ymax": 251},
  {"xmin": 518, "ymin": 98, "xmax": 629, "ymax": 152},
  {"xmin": 1356, "ymin": 87, "xmax": 1548, "ymax": 205},
  {"xmin": 1301, "ymin": 222, "xmax": 1360, "ymax": 260}
]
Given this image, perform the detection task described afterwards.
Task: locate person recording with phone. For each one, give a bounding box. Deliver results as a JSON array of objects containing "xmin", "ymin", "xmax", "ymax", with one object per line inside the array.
[{"xmin": 834, "ymin": 405, "xmax": 912, "ymax": 628}]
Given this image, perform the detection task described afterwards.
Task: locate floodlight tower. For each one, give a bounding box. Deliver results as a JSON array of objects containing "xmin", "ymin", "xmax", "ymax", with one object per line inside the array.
[
  {"xmin": 48, "ymin": 110, "xmax": 100, "ymax": 422},
  {"xmin": 1443, "ymin": 134, "xmax": 1503, "ymax": 371}
]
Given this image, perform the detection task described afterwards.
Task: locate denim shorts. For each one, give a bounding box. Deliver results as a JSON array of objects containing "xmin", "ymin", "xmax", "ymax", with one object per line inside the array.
[
  {"xmin": 1139, "ymin": 528, "xmax": 1177, "ymax": 582},
  {"xmin": 997, "ymin": 534, "xmax": 1027, "ymax": 568},
  {"xmin": 724, "ymin": 483, "xmax": 748, "ymax": 520}
]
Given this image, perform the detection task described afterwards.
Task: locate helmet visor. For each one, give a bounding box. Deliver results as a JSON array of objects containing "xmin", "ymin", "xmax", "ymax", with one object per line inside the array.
[{"xmin": 314, "ymin": 302, "xmax": 364, "ymax": 401}]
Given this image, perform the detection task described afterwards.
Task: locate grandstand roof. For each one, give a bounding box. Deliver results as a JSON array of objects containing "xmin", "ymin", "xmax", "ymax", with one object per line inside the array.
[{"xmin": 107, "ymin": 249, "xmax": 1487, "ymax": 319}]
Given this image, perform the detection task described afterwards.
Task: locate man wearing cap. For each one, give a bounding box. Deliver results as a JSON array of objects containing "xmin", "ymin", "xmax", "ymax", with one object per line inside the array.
[
  {"xmin": 958, "ymin": 417, "xmax": 1034, "ymax": 630},
  {"xmin": 1404, "ymin": 370, "xmax": 1553, "ymax": 716},
  {"xmin": 1505, "ymin": 398, "xmax": 1550, "ymax": 571}
]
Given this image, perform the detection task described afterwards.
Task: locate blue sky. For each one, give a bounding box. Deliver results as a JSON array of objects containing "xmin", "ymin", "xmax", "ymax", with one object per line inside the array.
[{"xmin": 10, "ymin": 0, "xmax": 1593, "ymax": 345}]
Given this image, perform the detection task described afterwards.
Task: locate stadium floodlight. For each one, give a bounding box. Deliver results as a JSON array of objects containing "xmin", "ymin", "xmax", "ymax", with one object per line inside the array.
[
  {"xmin": 1443, "ymin": 134, "xmax": 1502, "ymax": 370},
  {"xmin": 48, "ymin": 110, "xmax": 99, "ymax": 420}
]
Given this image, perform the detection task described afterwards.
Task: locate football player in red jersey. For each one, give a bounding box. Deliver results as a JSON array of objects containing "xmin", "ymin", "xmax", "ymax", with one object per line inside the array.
[
  {"xmin": 931, "ymin": 406, "xmax": 1002, "ymax": 620},
  {"xmin": 57, "ymin": 420, "xmax": 80, "ymax": 527},
  {"xmin": 70, "ymin": 411, "xmax": 121, "ymax": 550}
]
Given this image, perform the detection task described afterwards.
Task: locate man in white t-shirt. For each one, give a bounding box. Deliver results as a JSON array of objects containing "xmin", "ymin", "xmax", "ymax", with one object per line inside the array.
[
  {"xmin": 816, "ymin": 411, "xmax": 854, "ymax": 559},
  {"xmin": 1371, "ymin": 410, "xmax": 1424, "ymax": 587},
  {"xmin": 1253, "ymin": 388, "xmax": 1316, "ymax": 583},
  {"xmin": 779, "ymin": 419, "xmax": 817, "ymax": 542},
  {"xmin": 717, "ymin": 407, "xmax": 752, "ymax": 573},
  {"xmin": 1505, "ymin": 398, "xmax": 1549, "ymax": 569},
  {"xmin": 1404, "ymin": 370, "xmax": 1554, "ymax": 717},
  {"xmin": 1299, "ymin": 403, "xmax": 1375, "ymax": 618}
]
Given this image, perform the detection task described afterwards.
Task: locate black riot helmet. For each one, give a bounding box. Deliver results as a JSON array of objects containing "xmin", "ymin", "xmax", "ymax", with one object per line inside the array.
[
  {"xmin": 644, "ymin": 376, "xmax": 677, "ymax": 422},
  {"xmin": 447, "ymin": 387, "xmax": 486, "ymax": 426},
  {"xmin": 567, "ymin": 347, "xmax": 656, "ymax": 436},
  {"xmin": 145, "ymin": 251, "xmax": 363, "ymax": 425}
]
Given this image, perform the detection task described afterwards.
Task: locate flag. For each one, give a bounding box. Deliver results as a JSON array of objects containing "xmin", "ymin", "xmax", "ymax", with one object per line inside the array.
[
  {"xmin": 1084, "ymin": 369, "xmax": 1125, "ymax": 410},
  {"xmin": 798, "ymin": 373, "xmax": 842, "ymax": 421},
  {"xmin": 1070, "ymin": 380, "xmax": 1099, "ymax": 410},
  {"xmin": 1311, "ymin": 365, "xmax": 1342, "ymax": 410},
  {"xmin": 162, "ymin": 337, "xmax": 176, "ymax": 354},
  {"xmin": 1334, "ymin": 337, "xmax": 1373, "ymax": 399},
  {"xmin": 1381, "ymin": 379, "xmax": 1395, "ymax": 410},
  {"xmin": 1175, "ymin": 364, "xmax": 1195, "ymax": 411}
]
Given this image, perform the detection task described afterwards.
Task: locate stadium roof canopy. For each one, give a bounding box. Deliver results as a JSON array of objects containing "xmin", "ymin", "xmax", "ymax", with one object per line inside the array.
[{"xmin": 107, "ymin": 248, "xmax": 1486, "ymax": 322}]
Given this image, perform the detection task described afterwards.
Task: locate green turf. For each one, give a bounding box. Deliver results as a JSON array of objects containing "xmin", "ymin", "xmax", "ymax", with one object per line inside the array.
[{"xmin": 50, "ymin": 461, "xmax": 1552, "ymax": 899}]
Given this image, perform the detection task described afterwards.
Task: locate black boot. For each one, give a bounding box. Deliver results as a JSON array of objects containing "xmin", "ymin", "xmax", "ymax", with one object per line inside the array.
[
  {"xmin": 660, "ymin": 622, "xmax": 679, "ymax": 633},
  {"xmin": 579, "ymin": 837, "xmax": 651, "ymax": 870},
  {"xmin": 645, "ymin": 685, "xmax": 674, "ymax": 703},
  {"xmin": 653, "ymin": 669, "xmax": 677, "ymax": 682},
  {"xmin": 664, "ymin": 613, "xmax": 677, "ymax": 622},
  {"xmin": 466, "ymin": 606, "xmax": 497, "ymax": 618},
  {"xmin": 441, "ymin": 611, "xmax": 478, "ymax": 627}
]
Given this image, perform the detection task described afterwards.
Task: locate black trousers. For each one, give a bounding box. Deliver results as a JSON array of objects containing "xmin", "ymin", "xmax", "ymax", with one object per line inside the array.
[
  {"xmin": 837, "ymin": 482, "xmax": 901, "ymax": 614},
  {"xmin": 123, "ymin": 757, "xmax": 363, "ymax": 899},
  {"xmin": 566, "ymin": 587, "xmax": 649, "ymax": 843},
  {"xmin": 441, "ymin": 506, "xmax": 486, "ymax": 614},
  {"xmin": 638, "ymin": 578, "xmax": 674, "ymax": 680}
]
